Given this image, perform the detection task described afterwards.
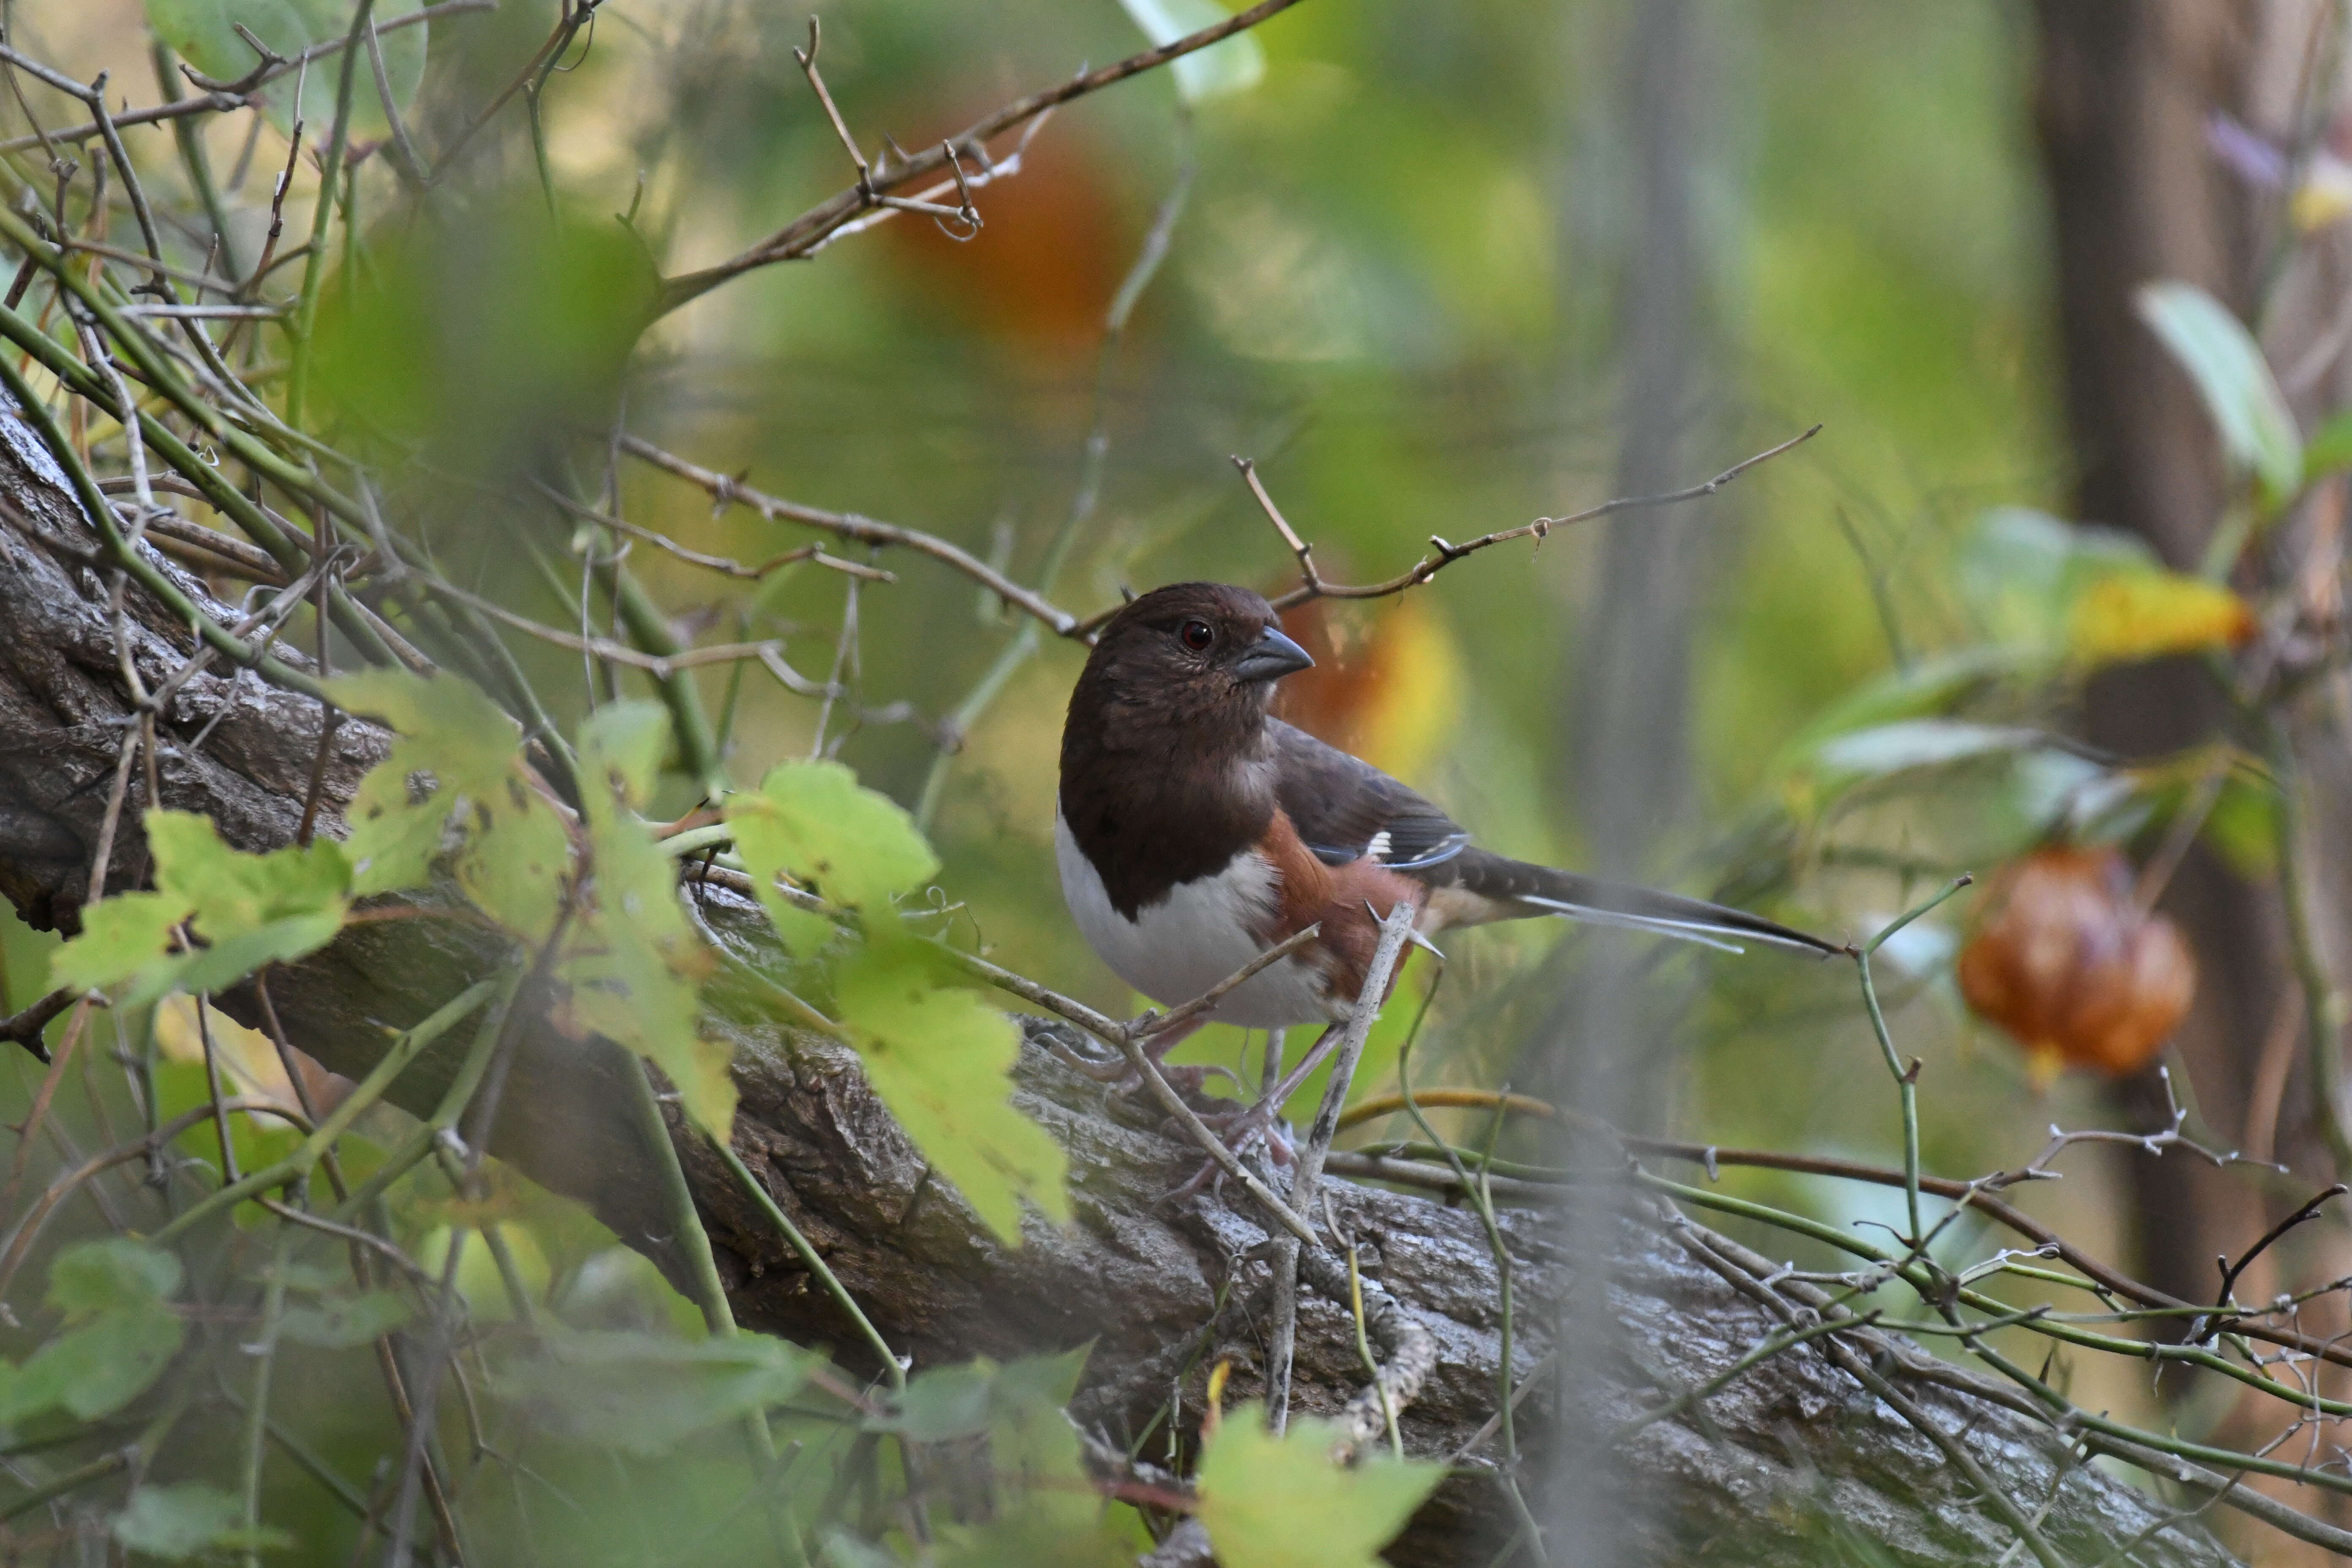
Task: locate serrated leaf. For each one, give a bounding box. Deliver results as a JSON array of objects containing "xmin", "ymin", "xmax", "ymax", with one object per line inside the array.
[
  {"xmin": 329, "ymin": 669, "xmax": 572, "ymax": 939},
  {"xmin": 49, "ymin": 892, "xmax": 189, "ymax": 996},
  {"xmin": 2136, "ymin": 282, "xmax": 2302, "ymax": 504},
  {"xmin": 0, "ymin": 1241, "xmax": 184, "ymax": 1424},
  {"xmin": 112, "ymin": 1483, "xmax": 291, "ymax": 1560},
  {"xmin": 279, "ymin": 1289, "xmax": 411, "ymax": 1348},
  {"xmin": 1116, "ymin": 0, "xmax": 1265, "ymax": 103},
  {"xmin": 834, "ymin": 942, "xmax": 1068, "ymax": 1241},
  {"xmin": 555, "ymin": 704, "xmax": 732, "ymax": 1133},
  {"xmin": 329, "ymin": 668, "xmax": 526, "ymax": 891},
  {"xmin": 493, "ymin": 1327, "xmax": 813, "ymax": 1455},
  {"xmin": 147, "ymin": 0, "xmax": 427, "ymax": 136},
  {"xmin": 1194, "ymin": 1402, "xmax": 1443, "ymax": 1568},
  {"xmin": 727, "ymin": 762, "xmax": 938, "ymax": 954},
  {"xmin": 2068, "ymin": 569, "xmax": 2255, "ymax": 666},
  {"xmin": 49, "ymin": 811, "xmax": 349, "ymax": 1005}
]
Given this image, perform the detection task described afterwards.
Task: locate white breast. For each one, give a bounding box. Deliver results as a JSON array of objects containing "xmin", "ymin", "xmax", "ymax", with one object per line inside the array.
[{"xmin": 1054, "ymin": 810, "xmax": 1338, "ymax": 1028}]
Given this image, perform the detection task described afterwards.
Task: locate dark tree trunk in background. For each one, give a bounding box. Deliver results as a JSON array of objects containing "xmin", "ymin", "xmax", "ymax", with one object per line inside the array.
[{"xmin": 2032, "ymin": 0, "xmax": 2285, "ymax": 1319}]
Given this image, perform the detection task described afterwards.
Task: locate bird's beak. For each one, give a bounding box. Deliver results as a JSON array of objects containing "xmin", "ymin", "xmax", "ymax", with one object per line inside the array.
[{"xmin": 1232, "ymin": 625, "xmax": 1316, "ymax": 683}]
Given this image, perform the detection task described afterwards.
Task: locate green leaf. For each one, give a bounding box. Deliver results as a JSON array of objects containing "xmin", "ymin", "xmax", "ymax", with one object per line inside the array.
[
  {"xmin": 883, "ymin": 1348, "xmax": 1088, "ymax": 1443},
  {"xmin": 49, "ymin": 812, "xmax": 349, "ymax": 1006},
  {"xmin": 1194, "ymin": 1402, "xmax": 1443, "ymax": 1568},
  {"xmin": 833, "ymin": 942, "xmax": 1068, "ymax": 1241},
  {"xmin": 48, "ymin": 1238, "xmax": 180, "ymax": 1318},
  {"xmin": 493, "ymin": 1327, "xmax": 814, "ymax": 1456},
  {"xmin": 555, "ymin": 705, "xmax": 732, "ymax": 1133},
  {"xmin": 49, "ymin": 892, "xmax": 190, "ymax": 997},
  {"xmin": 0, "ymin": 1241, "xmax": 185, "ymax": 1424},
  {"xmin": 2306, "ymin": 406, "xmax": 2352, "ymax": 485},
  {"xmin": 329, "ymin": 669, "xmax": 527, "ymax": 888},
  {"xmin": 1116, "ymin": 0, "xmax": 1266, "ymax": 103},
  {"xmin": 147, "ymin": 0, "xmax": 427, "ymax": 135},
  {"xmin": 889, "ymin": 1351, "xmax": 1127, "ymax": 1568},
  {"xmin": 2136, "ymin": 282, "xmax": 2302, "ymax": 504},
  {"xmin": 112, "ymin": 1483, "xmax": 290, "ymax": 1560},
  {"xmin": 727, "ymin": 762, "xmax": 939, "ymax": 955},
  {"xmin": 1810, "ymin": 720, "xmax": 2048, "ymax": 781},
  {"xmin": 329, "ymin": 669, "xmax": 572, "ymax": 939},
  {"xmin": 279, "ymin": 1290, "xmax": 411, "ymax": 1348}
]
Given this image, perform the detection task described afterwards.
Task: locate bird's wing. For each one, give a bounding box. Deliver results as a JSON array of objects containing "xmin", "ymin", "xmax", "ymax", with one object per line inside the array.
[{"xmin": 1266, "ymin": 719, "xmax": 1473, "ymax": 871}]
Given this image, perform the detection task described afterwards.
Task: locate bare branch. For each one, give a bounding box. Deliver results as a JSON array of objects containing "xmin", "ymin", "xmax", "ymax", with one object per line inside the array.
[
  {"xmin": 618, "ymin": 434, "xmax": 1080, "ymax": 634},
  {"xmin": 655, "ymin": 0, "xmax": 1310, "ymax": 314},
  {"xmin": 0, "ymin": 1, "xmax": 490, "ymax": 154},
  {"xmin": 1228, "ymin": 424, "xmax": 1826, "ymax": 618}
]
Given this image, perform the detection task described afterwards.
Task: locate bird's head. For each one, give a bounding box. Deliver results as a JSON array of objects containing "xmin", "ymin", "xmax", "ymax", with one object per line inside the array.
[{"xmin": 1070, "ymin": 582, "xmax": 1315, "ymax": 746}]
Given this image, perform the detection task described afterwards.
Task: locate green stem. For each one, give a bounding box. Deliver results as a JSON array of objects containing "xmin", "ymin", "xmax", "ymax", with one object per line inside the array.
[
  {"xmin": 0, "ymin": 348, "xmax": 328, "ymax": 698},
  {"xmin": 712, "ymin": 1135, "xmax": 903, "ymax": 1391},
  {"xmin": 609, "ymin": 564, "xmax": 726, "ymax": 797},
  {"xmin": 150, "ymin": 43, "xmax": 242, "ymax": 280},
  {"xmin": 2270, "ymin": 718, "xmax": 2352, "ymax": 1175},
  {"xmin": 622, "ymin": 1058, "xmax": 792, "ymax": 1554},
  {"xmin": 1854, "ymin": 877, "xmax": 1966, "ymax": 1253},
  {"xmin": 240, "ymin": 1226, "xmax": 295, "ymax": 1568},
  {"xmin": 153, "ymin": 976, "xmax": 504, "ymax": 1243},
  {"xmin": 286, "ymin": 0, "xmax": 376, "ymax": 429}
]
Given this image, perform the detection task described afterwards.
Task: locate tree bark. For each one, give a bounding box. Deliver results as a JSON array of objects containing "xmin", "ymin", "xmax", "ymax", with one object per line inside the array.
[
  {"xmin": 2032, "ymin": 0, "xmax": 2290, "ymax": 1318},
  {"xmin": 0, "ymin": 409, "xmax": 2243, "ymax": 1565}
]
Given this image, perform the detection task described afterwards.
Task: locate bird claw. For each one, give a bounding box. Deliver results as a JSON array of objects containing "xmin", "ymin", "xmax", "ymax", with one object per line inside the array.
[{"xmin": 1166, "ymin": 1102, "xmax": 1295, "ymax": 1201}]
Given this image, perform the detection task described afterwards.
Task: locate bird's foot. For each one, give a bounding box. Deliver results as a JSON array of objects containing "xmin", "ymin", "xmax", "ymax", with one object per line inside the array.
[{"xmin": 1167, "ymin": 1101, "xmax": 1295, "ymax": 1200}]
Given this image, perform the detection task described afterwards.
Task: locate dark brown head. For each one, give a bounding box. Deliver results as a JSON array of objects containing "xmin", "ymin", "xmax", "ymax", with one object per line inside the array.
[{"xmin": 1064, "ymin": 583, "xmax": 1314, "ymax": 760}]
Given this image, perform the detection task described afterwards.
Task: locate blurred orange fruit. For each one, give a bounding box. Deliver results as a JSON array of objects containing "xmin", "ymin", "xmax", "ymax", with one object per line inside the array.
[
  {"xmin": 1957, "ymin": 846, "xmax": 2195, "ymax": 1079},
  {"xmin": 1275, "ymin": 596, "xmax": 1464, "ymax": 783}
]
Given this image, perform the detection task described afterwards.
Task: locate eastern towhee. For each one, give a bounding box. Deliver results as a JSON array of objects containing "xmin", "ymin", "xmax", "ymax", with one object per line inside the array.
[{"xmin": 1056, "ymin": 582, "xmax": 1836, "ymax": 1109}]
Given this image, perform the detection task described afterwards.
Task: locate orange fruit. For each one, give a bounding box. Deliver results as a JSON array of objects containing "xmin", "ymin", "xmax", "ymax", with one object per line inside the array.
[{"xmin": 1957, "ymin": 846, "xmax": 2195, "ymax": 1078}]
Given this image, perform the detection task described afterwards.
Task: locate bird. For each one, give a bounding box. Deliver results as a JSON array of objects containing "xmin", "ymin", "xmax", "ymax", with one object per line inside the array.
[{"xmin": 1055, "ymin": 581, "xmax": 1839, "ymax": 1117}]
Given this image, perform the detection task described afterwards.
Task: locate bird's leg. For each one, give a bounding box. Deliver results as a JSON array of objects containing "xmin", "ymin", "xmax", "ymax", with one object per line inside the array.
[
  {"xmin": 1132, "ymin": 1012, "xmax": 1248, "ymax": 1095},
  {"xmin": 1051, "ymin": 1012, "xmax": 1235, "ymax": 1089},
  {"xmin": 1168, "ymin": 1022, "xmax": 1339, "ymax": 1195}
]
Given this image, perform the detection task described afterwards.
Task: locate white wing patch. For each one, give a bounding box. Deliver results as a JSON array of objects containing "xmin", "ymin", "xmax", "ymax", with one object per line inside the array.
[{"xmin": 1365, "ymin": 830, "xmax": 1392, "ymax": 860}]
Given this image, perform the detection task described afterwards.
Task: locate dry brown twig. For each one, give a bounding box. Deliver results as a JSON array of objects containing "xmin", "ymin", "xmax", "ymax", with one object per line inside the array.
[
  {"xmin": 655, "ymin": 0, "xmax": 1310, "ymax": 313},
  {"xmin": 1227, "ymin": 422, "xmax": 1825, "ymax": 620}
]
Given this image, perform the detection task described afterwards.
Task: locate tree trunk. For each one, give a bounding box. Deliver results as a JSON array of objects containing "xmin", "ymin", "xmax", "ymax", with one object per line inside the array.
[
  {"xmin": 2032, "ymin": 0, "xmax": 2287, "ymax": 1315},
  {"xmin": 0, "ymin": 408, "xmax": 2244, "ymax": 1564}
]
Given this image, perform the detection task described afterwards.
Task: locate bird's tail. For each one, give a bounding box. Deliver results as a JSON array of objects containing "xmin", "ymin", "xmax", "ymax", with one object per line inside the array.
[{"xmin": 1439, "ymin": 849, "xmax": 1841, "ymax": 957}]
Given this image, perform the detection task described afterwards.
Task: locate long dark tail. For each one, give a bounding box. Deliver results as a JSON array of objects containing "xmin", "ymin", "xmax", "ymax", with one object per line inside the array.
[{"xmin": 1443, "ymin": 849, "xmax": 1842, "ymax": 957}]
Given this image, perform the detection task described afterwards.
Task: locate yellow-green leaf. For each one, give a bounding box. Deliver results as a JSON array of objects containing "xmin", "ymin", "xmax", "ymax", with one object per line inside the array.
[
  {"xmin": 455, "ymin": 773, "xmax": 574, "ymax": 942},
  {"xmin": 2068, "ymin": 570, "xmax": 2255, "ymax": 667},
  {"xmin": 329, "ymin": 669, "xmax": 531, "ymax": 894},
  {"xmin": 834, "ymin": 942, "xmax": 1068, "ymax": 1241},
  {"xmin": 0, "ymin": 1241, "xmax": 185, "ymax": 1426},
  {"xmin": 727, "ymin": 762, "xmax": 937, "ymax": 954},
  {"xmin": 555, "ymin": 705, "xmax": 732, "ymax": 1133},
  {"xmin": 49, "ymin": 811, "xmax": 349, "ymax": 1005},
  {"xmin": 1194, "ymin": 1403, "xmax": 1443, "ymax": 1568}
]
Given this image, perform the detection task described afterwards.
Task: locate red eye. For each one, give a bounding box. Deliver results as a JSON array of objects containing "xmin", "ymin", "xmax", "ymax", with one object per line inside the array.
[{"xmin": 1179, "ymin": 619, "xmax": 1215, "ymax": 651}]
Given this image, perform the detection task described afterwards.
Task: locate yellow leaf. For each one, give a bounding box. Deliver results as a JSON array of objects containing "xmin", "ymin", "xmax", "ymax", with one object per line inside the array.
[{"xmin": 2067, "ymin": 571, "xmax": 2253, "ymax": 667}]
